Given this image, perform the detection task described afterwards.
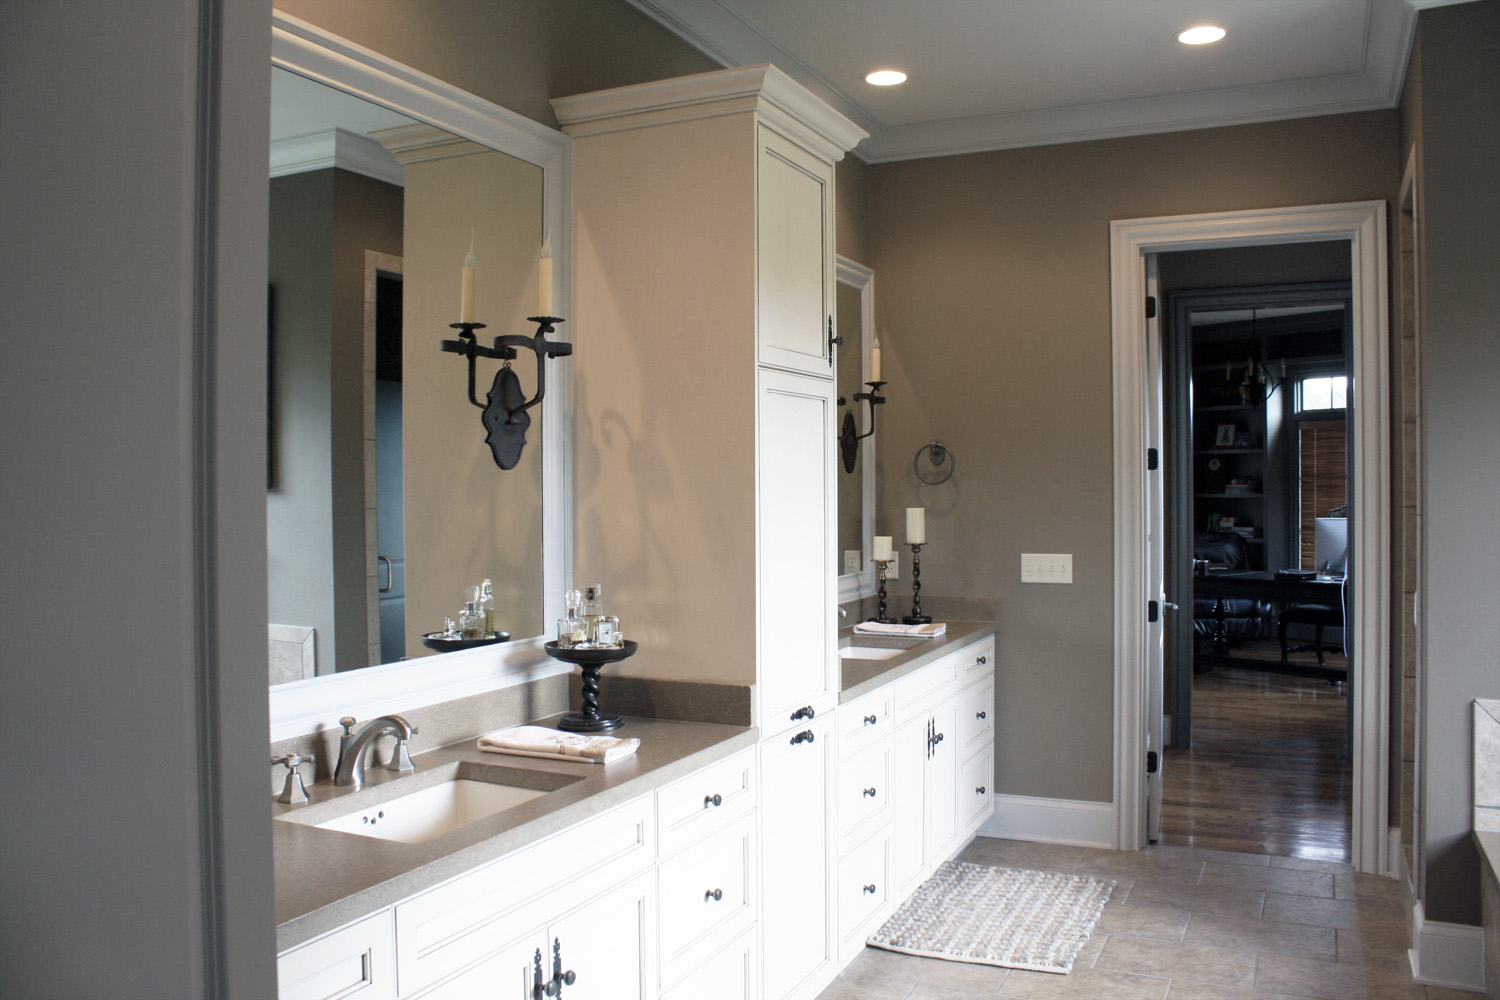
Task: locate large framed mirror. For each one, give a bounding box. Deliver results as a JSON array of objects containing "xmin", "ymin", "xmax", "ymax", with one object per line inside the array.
[
  {"xmin": 267, "ymin": 13, "xmax": 572, "ymax": 740},
  {"xmin": 836, "ymin": 257, "xmax": 876, "ymax": 604}
]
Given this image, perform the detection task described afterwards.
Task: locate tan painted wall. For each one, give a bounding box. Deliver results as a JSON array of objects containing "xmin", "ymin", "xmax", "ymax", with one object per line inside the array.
[
  {"xmin": 868, "ymin": 110, "xmax": 1400, "ymax": 802},
  {"xmin": 402, "ymin": 149, "xmax": 546, "ymax": 650}
]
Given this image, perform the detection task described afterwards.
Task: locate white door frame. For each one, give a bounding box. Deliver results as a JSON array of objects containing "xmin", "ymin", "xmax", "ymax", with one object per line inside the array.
[{"xmin": 1110, "ymin": 202, "xmax": 1390, "ymax": 874}]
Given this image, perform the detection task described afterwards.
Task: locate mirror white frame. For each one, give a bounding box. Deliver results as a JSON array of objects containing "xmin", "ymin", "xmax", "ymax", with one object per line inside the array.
[
  {"xmin": 268, "ymin": 12, "xmax": 574, "ymax": 741},
  {"xmin": 836, "ymin": 256, "xmax": 876, "ymax": 605}
]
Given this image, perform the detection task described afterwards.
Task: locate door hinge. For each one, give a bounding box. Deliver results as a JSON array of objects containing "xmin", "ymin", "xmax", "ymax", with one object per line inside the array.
[
  {"xmin": 1145, "ymin": 296, "xmax": 1157, "ymax": 320},
  {"xmin": 1146, "ymin": 750, "xmax": 1159, "ymax": 774},
  {"xmin": 1147, "ymin": 447, "xmax": 1158, "ymax": 471},
  {"xmin": 1147, "ymin": 600, "xmax": 1159, "ymax": 623}
]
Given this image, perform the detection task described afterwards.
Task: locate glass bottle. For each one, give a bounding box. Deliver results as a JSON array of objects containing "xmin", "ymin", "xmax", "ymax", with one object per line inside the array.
[
  {"xmin": 459, "ymin": 601, "xmax": 485, "ymax": 639},
  {"xmin": 558, "ymin": 588, "xmax": 587, "ymax": 646},
  {"xmin": 479, "ymin": 578, "xmax": 495, "ymax": 637},
  {"xmin": 580, "ymin": 584, "xmax": 604, "ymax": 642}
]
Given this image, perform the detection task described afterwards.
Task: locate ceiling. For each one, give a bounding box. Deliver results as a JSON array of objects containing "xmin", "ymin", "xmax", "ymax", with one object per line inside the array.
[{"xmin": 623, "ymin": 0, "xmax": 1440, "ymax": 162}]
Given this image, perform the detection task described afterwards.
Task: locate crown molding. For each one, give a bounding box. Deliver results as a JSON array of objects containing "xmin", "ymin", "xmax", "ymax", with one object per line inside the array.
[
  {"xmin": 371, "ymin": 122, "xmax": 490, "ymax": 165},
  {"xmin": 552, "ymin": 63, "xmax": 866, "ymax": 162},
  {"xmin": 269, "ymin": 127, "xmax": 405, "ymax": 185}
]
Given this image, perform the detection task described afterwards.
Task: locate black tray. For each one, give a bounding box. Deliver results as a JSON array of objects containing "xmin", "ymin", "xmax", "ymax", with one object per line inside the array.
[
  {"xmin": 542, "ymin": 639, "xmax": 637, "ymax": 665},
  {"xmin": 420, "ymin": 631, "xmax": 511, "ymax": 653}
]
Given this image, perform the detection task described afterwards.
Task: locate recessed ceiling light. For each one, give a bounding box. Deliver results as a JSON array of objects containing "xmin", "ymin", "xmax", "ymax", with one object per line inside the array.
[
  {"xmin": 865, "ymin": 69, "xmax": 907, "ymax": 87},
  {"xmin": 1178, "ymin": 25, "xmax": 1226, "ymax": 45}
]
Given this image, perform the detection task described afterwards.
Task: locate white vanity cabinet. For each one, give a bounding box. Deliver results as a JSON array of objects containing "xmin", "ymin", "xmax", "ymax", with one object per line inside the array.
[
  {"xmin": 755, "ymin": 124, "xmax": 837, "ymax": 376},
  {"xmin": 758, "ymin": 713, "xmax": 837, "ymax": 1000},
  {"xmin": 833, "ymin": 686, "xmax": 897, "ymax": 964},
  {"xmin": 889, "ymin": 638, "xmax": 996, "ymax": 901}
]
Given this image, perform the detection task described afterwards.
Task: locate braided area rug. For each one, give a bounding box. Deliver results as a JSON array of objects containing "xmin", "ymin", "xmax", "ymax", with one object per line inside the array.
[{"xmin": 866, "ymin": 861, "xmax": 1115, "ymax": 974}]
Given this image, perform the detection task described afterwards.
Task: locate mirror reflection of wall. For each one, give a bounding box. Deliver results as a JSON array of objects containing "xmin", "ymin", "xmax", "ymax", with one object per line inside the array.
[
  {"xmin": 835, "ymin": 278, "xmax": 864, "ymax": 572},
  {"xmin": 266, "ymin": 68, "xmax": 545, "ymax": 685}
]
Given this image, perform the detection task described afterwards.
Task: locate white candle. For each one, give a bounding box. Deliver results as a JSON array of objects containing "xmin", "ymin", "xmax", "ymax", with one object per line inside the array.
[
  {"xmin": 460, "ymin": 236, "xmax": 477, "ymax": 323},
  {"xmin": 906, "ymin": 507, "xmax": 925, "ymax": 545},
  {"xmin": 870, "ymin": 338, "xmax": 881, "ymax": 383},
  {"xmin": 538, "ymin": 250, "xmax": 554, "ymax": 317},
  {"xmin": 873, "ymin": 535, "xmax": 893, "ymax": 562}
]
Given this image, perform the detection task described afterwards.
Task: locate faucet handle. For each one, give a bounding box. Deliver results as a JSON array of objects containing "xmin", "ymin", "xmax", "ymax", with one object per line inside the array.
[
  {"xmin": 339, "ymin": 716, "xmax": 357, "ymax": 736},
  {"xmin": 272, "ymin": 752, "xmax": 315, "ymax": 805}
]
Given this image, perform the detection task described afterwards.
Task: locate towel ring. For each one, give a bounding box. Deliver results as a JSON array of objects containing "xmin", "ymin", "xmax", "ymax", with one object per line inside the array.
[{"xmin": 913, "ymin": 441, "xmax": 956, "ymax": 485}]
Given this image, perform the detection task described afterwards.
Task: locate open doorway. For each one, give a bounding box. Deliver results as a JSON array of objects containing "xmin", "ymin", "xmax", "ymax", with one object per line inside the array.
[
  {"xmin": 1157, "ymin": 252, "xmax": 1355, "ymax": 860},
  {"xmin": 1109, "ymin": 201, "xmax": 1389, "ymax": 875}
]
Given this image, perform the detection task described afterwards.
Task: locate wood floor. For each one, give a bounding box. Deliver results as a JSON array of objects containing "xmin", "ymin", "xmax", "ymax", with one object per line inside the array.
[{"xmin": 1161, "ymin": 647, "xmax": 1352, "ymax": 861}]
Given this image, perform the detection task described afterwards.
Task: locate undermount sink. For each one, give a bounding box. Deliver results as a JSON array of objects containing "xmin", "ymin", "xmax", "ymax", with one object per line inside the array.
[
  {"xmin": 283, "ymin": 762, "xmax": 581, "ymax": 845},
  {"xmin": 839, "ymin": 645, "xmax": 906, "ymax": 661}
]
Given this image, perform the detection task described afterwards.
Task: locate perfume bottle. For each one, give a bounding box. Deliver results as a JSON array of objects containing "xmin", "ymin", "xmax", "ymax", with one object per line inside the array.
[
  {"xmin": 557, "ymin": 588, "xmax": 587, "ymax": 646},
  {"xmin": 479, "ymin": 578, "xmax": 495, "ymax": 637},
  {"xmin": 580, "ymin": 584, "xmax": 604, "ymax": 641},
  {"xmin": 459, "ymin": 601, "xmax": 485, "ymax": 639}
]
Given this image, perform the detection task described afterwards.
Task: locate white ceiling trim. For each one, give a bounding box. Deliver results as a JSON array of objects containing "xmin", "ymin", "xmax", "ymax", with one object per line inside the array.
[
  {"xmin": 624, "ymin": 0, "xmax": 1421, "ymax": 163},
  {"xmin": 269, "ymin": 127, "xmax": 405, "ymax": 185}
]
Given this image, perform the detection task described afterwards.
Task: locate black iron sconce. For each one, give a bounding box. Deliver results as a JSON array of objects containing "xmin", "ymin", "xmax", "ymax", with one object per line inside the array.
[
  {"xmin": 441, "ymin": 316, "xmax": 572, "ymax": 470},
  {"xmin": 838, "ymin": 381, "xmax": 885, "ymax": 474}
]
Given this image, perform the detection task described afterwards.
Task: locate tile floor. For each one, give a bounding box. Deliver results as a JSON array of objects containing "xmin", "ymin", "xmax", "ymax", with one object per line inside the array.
[{"xmin": 815, "ymin": 837, "xmax": 1478, "ymax": 999}]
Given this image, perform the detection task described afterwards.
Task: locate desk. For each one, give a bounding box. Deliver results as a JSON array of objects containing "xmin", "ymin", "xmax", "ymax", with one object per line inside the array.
[{"xmin": 1194, "ymin": 571, "xmax": 1345, "ymax": 681}]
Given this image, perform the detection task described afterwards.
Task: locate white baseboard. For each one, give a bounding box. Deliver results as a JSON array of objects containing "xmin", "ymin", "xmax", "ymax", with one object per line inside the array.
[
  {"xmin": 1409, "ymin": 900, "xmax": 1486, "ymax": 992},
  {"xmin": 978, "ymin": 794, "xmax": 1115, "ymax": 849}
]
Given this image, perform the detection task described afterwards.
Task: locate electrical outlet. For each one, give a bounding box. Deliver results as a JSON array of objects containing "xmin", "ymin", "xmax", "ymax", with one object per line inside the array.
[
  {"xmin": 843, "ymin": 550, "xmax": 862, "ymax": 575},
  {"xmin": 883, "ymin": 552, "xmax": 899, "ymax": 580},
  {"xmin": 1021, "ymin": 553, "xmax": 1073, "ymax": 584}
]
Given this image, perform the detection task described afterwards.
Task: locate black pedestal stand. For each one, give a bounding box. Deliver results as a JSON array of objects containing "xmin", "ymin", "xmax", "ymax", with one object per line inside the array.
[
  {"xmin": 543, "ymin": 639, "xmax": 637, "ymax": 733},
  {"xmin": 869, "ymin": 560, "xmax": 897, "ymax": 623},
  {"xmin": 903, "ymin": 543, "xmax": 933, "ymax": 624}
]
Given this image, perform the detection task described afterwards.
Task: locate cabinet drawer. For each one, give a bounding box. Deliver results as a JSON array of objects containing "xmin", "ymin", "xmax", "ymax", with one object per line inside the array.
[
  {"xmin": 278, "ymin": 909, "xmax": 395, "ymax": 1000},
  {"xmin": 657, "ymin": 746, "xmax": 756, "ymax": 858},
  {"xmin": 837, "ymin": 739, "xmax": 891, "ymax": 845},
  {"xmin": 394, "ymin": 795, "xmax": 654, "ymax": 997},
  {"xmin": 959, "ymin": 637, "xmax": 994, "ymax": 678},
  {"xmin": 837, "ymin": 832, "xmax": 890, "ymax": 955},
  {"xmin": 958, "ymin": 676, "xmax": 994, "ymax": 755},
  {"xmin": 893, "ymin": 650, "xmax": 959, "ymax": 712},
  {"xmin": 960, "ymin": 747, "xmax": 995, "ymax": 834},
  {"xmin": 657, "ymin": 815, "xmax": 756, "ymax": 987},
  {"xmin": 839, "ymin": 686, "xmax": 892, "ymax": 756},
  {"xmin": 660, "ymin": 928, "xmax": 757, "ymax": 1000}
]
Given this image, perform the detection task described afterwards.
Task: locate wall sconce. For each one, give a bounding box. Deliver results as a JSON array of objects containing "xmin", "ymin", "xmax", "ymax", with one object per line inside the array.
[
  {"xmin": 440, "ymin": 316, "xmax": 571, "ymax": 470},
  {"xmin": 838, "ymin": 380, "xmax": 885, "ymax": 474}
]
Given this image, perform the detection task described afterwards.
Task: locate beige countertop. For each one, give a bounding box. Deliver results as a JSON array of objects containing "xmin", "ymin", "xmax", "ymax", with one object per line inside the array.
[
  {"xmin": 838, "ymin": 621, "xmax": 997, "ymax": 703},
  {"xmin": 273, "ymin": 714, "xmax": 755, "ymax": 952}
]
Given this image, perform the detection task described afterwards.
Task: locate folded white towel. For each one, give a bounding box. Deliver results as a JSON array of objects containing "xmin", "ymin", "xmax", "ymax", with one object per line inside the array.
[
  {"xmin": 852, "ymin": 621, "xmax": 947, "ymax": 637},
  {"xmin": 477, "ymin": 725, "xmax": 639, "ymax": 764}
]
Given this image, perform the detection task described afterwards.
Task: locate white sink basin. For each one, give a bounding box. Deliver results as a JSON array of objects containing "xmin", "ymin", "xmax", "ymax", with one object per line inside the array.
[
  {"xmin": 839, "ymin": 645, "xmax": 906, "ymax": 661},
  {"xmin": 311, "ymin": 775, "xmax": 561, "ymax": 844}
]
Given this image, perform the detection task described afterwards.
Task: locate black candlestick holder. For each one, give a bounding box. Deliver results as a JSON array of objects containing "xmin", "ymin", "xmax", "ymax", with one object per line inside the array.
[
  {"xmin": 903, "ymin": 543, "xmax": 932, "ymax": 624},
  {"xmin": 869, "ymin": 559, "xmax": 897, "ymax": 623},
  {"xmin": 543, "ymin": 639, "xmax": 637, "ymax": 732}
]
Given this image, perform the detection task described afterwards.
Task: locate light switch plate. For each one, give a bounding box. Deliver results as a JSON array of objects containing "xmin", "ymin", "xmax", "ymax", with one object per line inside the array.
[
  {"xmin": 1021, "ymin": 553, "xmax": 1073, "ymax": 584},
  {"xmin": 844, "ymin": 550, "xmax": 862, "ymax": 575}
]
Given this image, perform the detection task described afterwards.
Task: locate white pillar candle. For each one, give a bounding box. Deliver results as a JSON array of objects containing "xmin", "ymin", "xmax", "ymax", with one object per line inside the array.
[
  {"xmin": 538, "ymin": 250, "xmax": 554, "ymax": 316},
  {"xmin": 872, "ymin": 535, "xmax": 893, "ymax": 562},
  {"xmin": 870, "ymin": 339, "xmax": 881, "ymax": 383},
  {"xmin": 460, "ymin": 237, "xmax": 477, "ymax": 323},
  {"xmin": 906, "ymin": 507, "xmax": 925, "ymax": 545}
]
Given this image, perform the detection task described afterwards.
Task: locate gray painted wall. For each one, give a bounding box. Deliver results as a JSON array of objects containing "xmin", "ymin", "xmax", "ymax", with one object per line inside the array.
[
  {"xmin": 1411, "ymin": 0, "xmax": 1500, "ymax": 927},
  {"xmin": 0, "ymin": 0, "xmax": 276, "ymax": 995},
  {"xmin": 867, "ymin": 112, "xmax": 1399, "ymax": 803}
]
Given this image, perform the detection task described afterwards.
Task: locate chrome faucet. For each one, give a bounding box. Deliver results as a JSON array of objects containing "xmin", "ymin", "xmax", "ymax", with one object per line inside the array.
[{"xmin": 333, "ymin": 714, "xmax": 418, "ymax": 787}]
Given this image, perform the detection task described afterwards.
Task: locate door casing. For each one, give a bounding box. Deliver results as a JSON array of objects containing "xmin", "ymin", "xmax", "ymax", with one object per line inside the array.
[{"xmin": 1109, "ymin": 202, "xmax": 1390, "ymax": 873}]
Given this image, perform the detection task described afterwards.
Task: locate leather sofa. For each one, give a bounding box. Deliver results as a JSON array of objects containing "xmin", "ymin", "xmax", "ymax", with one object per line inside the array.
[{"xmin": 1191, "ymin": 532, "xmax": 1275, "ymax": 645}]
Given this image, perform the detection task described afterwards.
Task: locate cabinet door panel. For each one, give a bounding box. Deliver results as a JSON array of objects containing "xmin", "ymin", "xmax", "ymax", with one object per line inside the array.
[
  {"xmin": 928, "ymin": 694, "xmax": 961, "ymax": 863},
  {"xmin": 658, "ymin": 815, "xmax": 755, "ymax": 985},
  {"xmin": 759, "ymin": 715, "xmax": 834, "ymax": 1000},
  {"xmin": 278, "ymin": 909, "xmax": 395, "ymax": 1000},
  {"xmin": 891, "ymin": 713, "xmax": 928, "ymax": 899},
  {"xmin": 406, "ymin": 938, "xmax": 533, "ymax": 1000},
  {"xmin": 838, "ymin": 738, "xmax": 891, "ymax": 843},
  {"xmin": 961, "ymin": 746, "xmax": 996, "ymax": 836},
  {"xmin": 546, "ymin": 870, "xmax": 655, "ymax": 1000},
  {"xmin": 757, "ymin": 370, "xmax": 836, "ymax": 725},
  {"xmin": 660, "ymin": 929, "xmax": 757, "ymax": 1000},
  {"xmin": 757, "ymin": 126, "xmax": 832, "ymax": 374}
]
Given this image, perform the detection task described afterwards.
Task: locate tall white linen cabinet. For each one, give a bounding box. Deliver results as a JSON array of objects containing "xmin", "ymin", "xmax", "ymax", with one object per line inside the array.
[{"xmin": 555, "ymin": 65, "xmax": 866, "ymax": 1000}]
